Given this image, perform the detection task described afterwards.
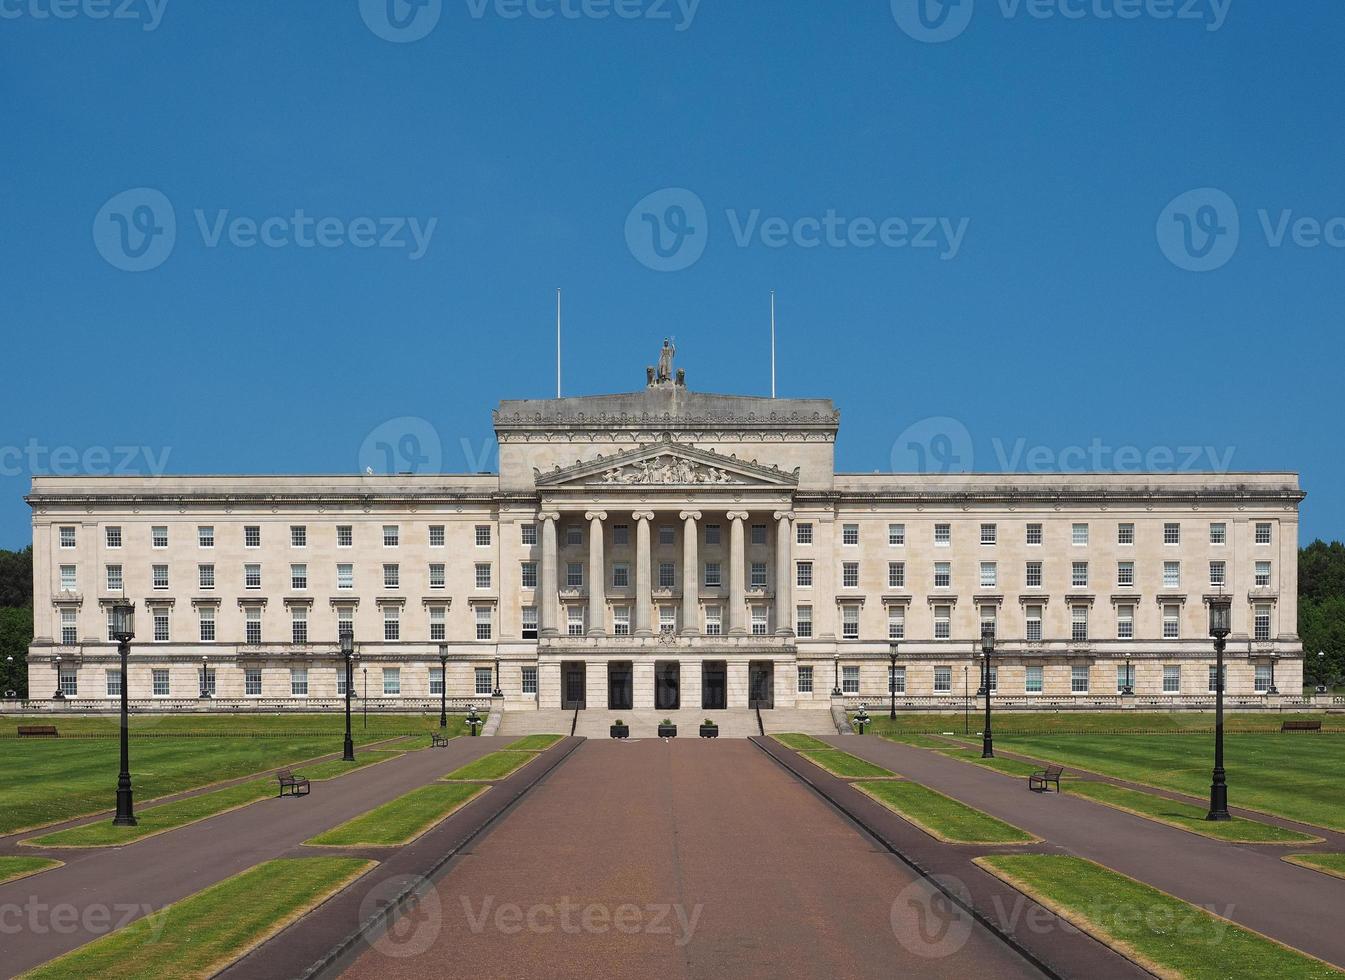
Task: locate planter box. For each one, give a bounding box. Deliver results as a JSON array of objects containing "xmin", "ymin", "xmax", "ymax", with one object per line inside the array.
[
  {"xmin": 657, "ymin": 724, "xmax": 678, "ymax": 738},
  {"xmin": 698, "ymin": 725, "xmax": 719, "ymax": 739},
  {"xmin": 610, "ymin": 724, "xmax": 629, "ymax": 739}
]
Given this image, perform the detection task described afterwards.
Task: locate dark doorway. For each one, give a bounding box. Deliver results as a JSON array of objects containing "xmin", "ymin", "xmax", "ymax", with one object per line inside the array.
[
  {"xmin": 749, "ymin": 661, "xmax": 775, "ymax": 709},
  {"xmin": 702, "ymin": 661, "xmax": 727, "ymax": 710},
  {"xmin": 655, "ymin": 662, "xmax": 681, "ymax": 710},
  {"xmin": 562, "ymin": 662, "xmax": 586, "ymax": 710},
  {"xmin": 608, "ymin": 661, "xmax": 633, "ymax": 711}
]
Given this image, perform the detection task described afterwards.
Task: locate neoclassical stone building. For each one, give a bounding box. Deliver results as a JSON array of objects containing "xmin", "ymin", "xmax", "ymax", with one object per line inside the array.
[{"xmin": 26, "ymin": 351, "xmax": 1305, "ymax": 712}]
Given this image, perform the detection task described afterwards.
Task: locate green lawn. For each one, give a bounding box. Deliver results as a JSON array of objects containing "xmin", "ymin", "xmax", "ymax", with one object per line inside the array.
[
  {"xmin": 504, "ymin": 734, "xmax": 564, "ymax": 751},
  {"xmin": 27, "ymin": 752, "xmax": 401, "ymax": 847},
  {"xmin": 19, "ymin": 857, "xmax": 373, "ymax": 980},
  {"xmin": 857, "ymin": 780, "xmax": 1037, "ymax": 844},
  {"xmin": 858, "ymin": 712, "xmax": 1343, "ymax": 736},
  {"xmin": 936, "ymin": 746, "xmax": 1049, "ymax": 779},
  {"xmin": 0, "ymin": 856, "xmax": 62, "ymax": 885},
  {"xmin": 1065, "ymin": 781, "xmax": 1319, "ymax": 843},
  {"xmin": 772, "ymin": 733, "xmax": 833, "ymax": 751},
  {"xmin": 0, "ymin": 714, "xmax": 464, "ymax": 835},
  {"xmin": 443, "ymin": 750, "xmax": 539, "ymax": 781},
  {"xmin": 798, "ymin": 749, "xmax": 897, "ymax": 779},
  {"xmin": 880, "ymin": 732, "xmax": 964, "ymax": 749},
  {"xmin": 1285, "ymin": 854, "xmax": 1345, "ymax": 881},
  {"xmin": 307, "ymin": 783, "xmax": 486, "ymax": 846},
  {"xmin": 978, "ymin": 855, "xmax": 1343, "ymax": 980},
  {"xmin": 997, "ymin": 733, "xmax": 1345, "ymax": 831}
]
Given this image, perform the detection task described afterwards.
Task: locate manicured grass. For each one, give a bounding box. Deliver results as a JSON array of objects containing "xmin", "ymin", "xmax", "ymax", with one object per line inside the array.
[
  {"xmin": 858, "ymin": 711, "xmax": 1342, "ymax": 736},
  {"xmin": 27, "ymin": 751, "xmax": 401, "ymax": 848},
  {"xmin": 307, "ymin": 783, "xmax": 486, "ymax": 846},
  {"xmin": 0, "ymin": 856, "xmax": 62, "ymax": 885},
  {"xmin": 999, "ymin": 733, "xmax": 1345, "ymax": 831},
  {"xmin": 857, "ymin": 780, "xmax": 1037, "ymax": 844},
  {"xmin": 1065, "ymin": 781, "xmax": 1319, "ymax": 843},
  {"xmin": 937, "ymin": 747, "xmax": 1047, "ymax": 779},
  {"xmin": 1284, "ymin": 854, "xmax": 1345, "ymax": 881},
  {"xmin": 443, "ymin": 750, "xmax": 538, "ymax": 781},
  {"xmin": 977, "ymin": 855, "xmax": 1342, "ymax": 980},
  {"xmin": 505, "ymin": 734, "xmax": 564, "ymax": 751},
  {"xmin": 880, "ymin": 733, "xmax": 961, "ymax": 749},
  {"xmin": 772, "ymin": 733, "xmax": 833, "ymax": 750},
  {"xmin": 19, "ymin": 857, "xmax": 373, "ymax": 980},
  {"xmin": 1, "ymin": 713, "xmax": 462, "ymax": 835},
  {"xmin": 798, "ymin": 749, "xmax": 897, "ymax": 779}
]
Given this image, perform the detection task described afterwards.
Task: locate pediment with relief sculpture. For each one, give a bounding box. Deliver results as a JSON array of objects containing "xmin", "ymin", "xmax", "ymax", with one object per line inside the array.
[{"xmin": 534, "ymin": 442, "xmax": 799, "ymax": 489}]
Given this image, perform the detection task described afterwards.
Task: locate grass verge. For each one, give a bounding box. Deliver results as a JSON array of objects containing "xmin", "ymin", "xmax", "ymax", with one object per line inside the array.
[
  {"xmin": 1065, "ymin": 781, "xmax": 1320, "ymax": 844},
  {"xmin": 772, "ymin": 733, "xmax": 832, "ymax": 751},
  {"xmin": 856, "ymin": 711, "xmax": 1343, "ymax": 736},
  {"xmin": 307, "ymin": 783, "xmax": 486, "ymax": 846},
  {"xmin": 798, "ymin": 749, "xmax": 897, "ymax": 779},
  {"xmin": 19, "ymin": 857, "xmax": 373, "ymax": 980},
  {"xmin": 443, "ymin": 750, "xmax": 538, "ymax": 781},
  {"xmin": 879, "ymin": 733, "xmax": 961, "ymax": 749},
  {"xmin": 0, "ymin": 857, "xmax": 62, "ymax": 885},
  {"xmin": 977, "ymin": 854, "xmax": 1343, "ymax": 980},
  {"xmin": 856, "ymin": 780, "xmax": 1037, "ymax": 844},
  {"xmin": 504, "ymin": 734, "xmax": 564, "ymax": 751},
  {"xmin": 1284, "ymin": 854, "xmax": 1345, "ymax": 881},
  {"xmin": 935, "ymin": 747, "xmax": 1048, "ymax": 779},
  {"xmin": 25, "ymin": 751, "xmax": 402, "ymax": 848}
]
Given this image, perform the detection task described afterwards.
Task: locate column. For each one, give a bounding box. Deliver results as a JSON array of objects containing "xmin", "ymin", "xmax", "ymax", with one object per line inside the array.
[
  {"xmin": 727, "ymin": 511, "xmax": 749, "ymax": 635},
  {"xmin": 680, "ymin": 510, "xmax": 701, "ymax": 635},
  {"xmin": 633, "ymin": 512, "xmax": 654, "ymax": 636},
  {"xmin": 585, "ymin": 511, "xmax": 607, "ymax": 635},
  {"xmin": 774, "ymin": 510, "xmax": 794, "ymax": 635},
  {"xmin": 538, "ymin": 513, "xmax": 559, "ymax": 637}
]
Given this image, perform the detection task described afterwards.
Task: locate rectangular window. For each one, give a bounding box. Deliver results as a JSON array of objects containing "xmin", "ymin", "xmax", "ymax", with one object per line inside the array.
[
  {"xmin": 795, "ymin": 605, "xmax": 811, "ymax": 638},
  {"xmin": 337, "ymin": 563, "xmax": 354, "ymax": 590},
  {"xmin": 613, "ymin": 606, "xmax": 630, "ymax": 636},
  {"xmin": 659, "ymin": 525, "xmax": 675, "ymax": 546},
  {"xmin": 473, "ymin": 525, "xmax": 491, "ymax": 547},
  {"xmin": 198, "ymin": 525, "xmax": 214, "ymax": 548},
  {"xmin": 1071, "ymin": 561, "xmax": 1088, "ymax": 588},
  {"xmin": 1117, "ymin": 561, "xmax": 1134, "ymax": 587},
  {"xmin": 1163, "ymin": 604, "xmax": 1180, "ymax": 639},
  {"xmin": 934, "ymin": 604, "xmax": 951, "ymax": 639},
  {"xmin": 934, "ymin": 523, "xmax": 951, "ymax": 546},
  {"xmin": 843, "ymin": 562, "xmax": 860, "ymax": 588},
  {"xmin": 1117, "ymin": 523, "xmax": 1134, "ymax": 546},
  {"xmin": 1209, "ymin": 561, "xmax": 1226, "ymax": 587},
  {"xmin": 889, "ymin": 665, "xmax": 906, "ymax": 694},
  {"xmin": 1025, "ymin": 665, "xmax": 1043, "ymax": 694},
  {"xmin": 659, "ymin": 606, "xmax": 678, "ymax": 633},
  {"xmin": 1071, "ymin": 605, "xmax": 1089, "ymax": 642},
  {"xmin": 106, "ymin": 668, "xmax": 122, "ymax": 697},
  {"xmin": 1116, "ymin": 666, "xmax": 1132, "ymax": 693},
  {"xmin": 1255, "ymin": 561, "xmax": 1271, "ymax": 587},
  {"xmin": 1164, "ymin": 522, "xmax": 1180, "ymax": 545},
  {"xmin": 566, "ymin": 562, "xmax": 583, "ymax": 589},
  {"xmin": 888, "ymin": 561, "xmax": 905, "ymax": 589},
  {"xmin": 1254, "ymin": 603, "xmax": 1272, "ymax": 641},
  {"xmin": 934, "ymin": 666, "xmax": 951, "ymax": 693},
  {"xmin": 1163, "ymin": 561, "xmax": 1180, "ymax": 588},
  {"xmin": 291, "ymin": 525, "xmax": 306, "ymax": 548},
  {"xmin": 1255, "ymin": 664, "xmax": 1272, "ymax": 693},
  {"xmin": 750, "ymin": 562, "xmax": 768, "ymax": 589},
  {"xmin": 152, "ymin": 564, "xmax": 169, "ymax": 590},
  {"xmin": 338, "ymin": 524, "xmax": 354, "ymax": 547},
  {"xmin": 384, "ymin": 667, "xmax": 402, "ymax": 696},
  {"xmin": 1072, "ymin": 523, "xmax": 1088, "ymax": 546},
  {"xmin": 888, "ymin": 605, "xmax": 905, "ymax": 640},
  {"xmin": 105, "ymin": 525, "xmax": 122, "ymax": 549},
  {"xmin": 427, "ymin": 604, "xmax": 445, "ymax": 641},
  {"xmin": 290, "ymin": 563, "xmax": 307, "ymax": 591},
  {"xmin": 1071, "ymin": 665, "xmax": 1090, "ymax": 694},
  {"xmin": 566, "ymin": 605, "xmax": 584, "ymax": 637},
  {"xmin": 474, "ymin": 667, "xmax": 492, "ymax": 695},
  {"xmin": 522, "ymin": 562, "xmax": 538, "ymax": 589},
  {"xmin": 611, "ymin": 524, "xmax": 628, "ymax": 546},
  {"xmin": 797, "ymin": 665, "xmax": 813, "ymax": 694},
  {"xmin": 934, "ymin": 562, "xmax": 951, "ymax": 589},
  {"xmin": 841, "ymin": 604, "xmax": 860, "ymax": 639},
  {"xmin": 60, "ymin": 565, "xmax": 76, "ymax": 590},
  {"xmin": 475, "ymin": 605, "xmax": 493, "ymax": 640},
  {"xmin": 751, "ymin": 606, "xmax": 768, "ymax": 636},
  {"xmin": 1026, "ymin": 523, "xmax": 1042, "ymax": 546},
  {"xmin": 1163, "ymin": 665, "xmax": 1181, "ymax": 693},
  {"xmin": 703, "ymin": 562, "xmax": 720, "ymax": 588},
  {"xmin": 151, "ymin": 525, "xmax": 168, "ymax": 548},
  {"xmin": 520, "ymin": 522, "xmax": 537, "ymax": 546},
  {"xmin": 1255, "ymin": 522, "xmax": 1272, "ymax": 545},
  {"xmin": 1210, "ymin": 522, "xmax": 1227, "ymax": 546},
  {"xmin": 1117, "ymin": 604, "xmax": 1134, "ymax": 640},
  {"xmin": 796, "ymin": 522, "xmax": 813, "ymax": 545},
  {"xmin": 842, "ymin": 523, "xmax": 859, "ymax": 546},
  {"xmin": 245, "ymin": 606, "xmax": 262, "ymax": 644},
  {"xmin": 476, "ymin": 563, "xmax": 492, "ymax": 590},
  {"xmin": 245, "ymin": 564, "xmax": 261, "ymax": 590},
  {"xmin": 1208, "ymin": 665, "xmax": 1226, "ymax": 693},
  {"xmin": 379, "ymin": 525, "xmax": 397, "ymax": 548},
  {"xmin": 199, "ymin": 606, "xmax": 216, "ymax": 642},
  {"xmin": 888, "ymin": 523, "xmax": 905, "ymax": 546},
  {"xmin": 751, "ymin": 524, "xmax": 768, "ymax": 545},
  {"xmin": 1025, "ymin": 605, "xmax": 1043, "ymax": 642},
  {"xmin": 986, "ymin": 666, "xmax": 998, "ymax": 692},
  {"xmin": 980, "ymin": 523, "xmax": 997, "ymax": 545},
  {"xmin": 291, "ymin": 668, "xmax": 308, "ymax": 696},
  {"xmin": 704, "ymin": 523, "xmax": 721, "ymax": 545},
  {"xmin": 153, "ymin": 610, "xmax": 169, "ymax": 642},
  {"xmin": 429, "ymin": 563, "xmax": 445, "ymax": 589},
  {"xmin": 608, "ymin": 562, "xmax": 628, "ymax": 589},
  {"xmin": 58, "ymin": 525, "xmax": 76, "ymax": 549},
  {"xmin": 842, "ymin": 665, "xmax": 859, "ymax": 694},
  {"xmin": 979, "ymin": 562, "xmax": 997, "ymax": 588},
  {"xmin": 384, "ymin": 606, "xmax": 400, "ymax": 641},
  {"xmin": 291, "ymin": 606, "xmax": 308, "ymax": 643},
  {"xmin": 152, "ymin": 668, "xmax": 170, "ymax": 696},
  {"xmin": 659, "ymin": 562, "xmax": 677, "ymax": 589},
  {"xmin": 245, "ymin": 668, "xmax": 262, "ymax": 696},
  {"xmin": 1026, "ymin": 561, "xmax": 1042, "ymax": 588},
  {"xmin": 60, "ymin": 608, "xmax": 77, "ymax": 645},
  {"xmin": 521, "ymin": 665, "xmax": 538, "ymax": 695},
  {"xmin": 702, "ymin": 606, "xmax": 719, "ymax": 636},
  {"xmin": 418, "ymin": 524, "xmax": 440, "ymax": 549},
  {"xmin": 245, "ymin": 525, "xmax": 261, "ymax": 548},
  {"xmin": 796, "ymin": 561, "xmax": 812, "ymax": 588},
  {"xmin": 337, "ymin": 606, "xmax": 353, "ymax": 639},
  {"xmin": 429, "ymin": 667, "xmax": 444, "ymax": 695},
  {"xmin": 191, "ymin": 561, "xmax": 214, "ymax": 591}
]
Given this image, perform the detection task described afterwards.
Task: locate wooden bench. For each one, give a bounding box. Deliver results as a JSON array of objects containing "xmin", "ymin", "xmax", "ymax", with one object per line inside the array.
[
  {"xmin": 17, "ymin": 725, "xmax": 58, "ymax": 738},
  {"xmin": 276, "ymin": 769, "xmax": 310, "ymax": 797},
  {"xmin": 1281, "ymin": 719, "xmax": 1322, "ymax": 732},
  {"xmin": 430, "ymin": 733, "xmax": 450, "ymax": 747},
  {"xmin": 1028, "ymin": 764, "xmax": 1065, "ymax": 793}
]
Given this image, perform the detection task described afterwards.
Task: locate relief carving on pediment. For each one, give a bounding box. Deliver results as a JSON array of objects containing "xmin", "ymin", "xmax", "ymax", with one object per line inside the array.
[{"xmin": 598, "ymin": 454, "xmax": 739, "ymax": 486}]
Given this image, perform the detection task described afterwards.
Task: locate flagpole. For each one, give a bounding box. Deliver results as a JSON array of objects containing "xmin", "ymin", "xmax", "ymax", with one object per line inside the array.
[
  {"xmin": 770, "ymin": 290, "xmax": 777, "ymax": 399},
  {"xmin": 556, "ymin": 288, "xmax": 562, "ymax": 398}
]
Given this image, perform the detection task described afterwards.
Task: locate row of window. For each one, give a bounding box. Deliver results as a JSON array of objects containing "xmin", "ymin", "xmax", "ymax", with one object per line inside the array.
[
  {"xmin": 811, "ymin": 663, "xmax": 1262, "ymax": 695},
  {"xmin": 81, "ymin": 561, "xmax": 494, "ymax": 593},
  {"xmin": 819, "ymin": 521, "xmax": 1274, "ymax": 548},
  {"xmin": 814, "ymin": 559, "xmax": 1271, "ymax": 591},
  {"xmin": 74, "ymin": 523, "xmax": 502, "ymax": 551},
  {"xmin": 55, "ymin": 665, "xmax": 536, "ymax": 698}
]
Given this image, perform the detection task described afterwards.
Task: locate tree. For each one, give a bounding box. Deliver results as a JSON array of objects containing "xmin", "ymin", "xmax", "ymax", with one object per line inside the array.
[
  {"xmin": 0, "ymin": 607, "xmax": 31, "ymax": 698},
  {"xmin": 1299, "ymin": 540, "xmax": 1345, "ymax": 690},
  {"xmin": 0, "ymin": 547, "xmax": 32, "ymax": 608}
]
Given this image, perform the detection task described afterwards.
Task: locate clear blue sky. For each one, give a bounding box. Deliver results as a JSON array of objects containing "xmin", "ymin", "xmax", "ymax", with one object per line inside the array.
[{"xmin": 3, "ymin": 0, "xmax": 1342, "ymax": 549}]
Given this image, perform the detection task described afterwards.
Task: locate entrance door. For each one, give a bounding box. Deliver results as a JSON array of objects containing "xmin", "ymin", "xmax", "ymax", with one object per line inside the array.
[
  {"xmin": 655, "ymin": 662, "xmax": 680, "ymax": 711},
  {"xmin": 702, "ymin": 661, "xmax": 727, "ymax": 710},
  {"xmin": 607, "ymin": 661, "xmax": 633, "ymax": 711},
  {"xmin": 561, "ymin": 662, "xmax": 586, "ymax": 710},
  {"xmin": 749, "ymin": 661, "xmax": 775, "ymax": 709}
]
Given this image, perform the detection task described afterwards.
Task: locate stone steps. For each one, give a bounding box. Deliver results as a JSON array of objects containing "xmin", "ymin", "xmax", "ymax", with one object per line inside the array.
[{"xmin": 496, "ymin": 706, "xmax": 841, "ymax": 739}]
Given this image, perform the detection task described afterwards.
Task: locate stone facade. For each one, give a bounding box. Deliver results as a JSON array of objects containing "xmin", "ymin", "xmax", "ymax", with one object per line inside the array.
[{"xmin": 25, "ymin": 353, "xmax": 1305, "ymax": 710}]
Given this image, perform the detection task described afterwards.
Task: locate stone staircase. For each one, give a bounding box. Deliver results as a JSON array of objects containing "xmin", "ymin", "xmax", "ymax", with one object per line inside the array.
[{"xmin": 495, "ymin": 706, "xmax": 840, "ymax": 739}]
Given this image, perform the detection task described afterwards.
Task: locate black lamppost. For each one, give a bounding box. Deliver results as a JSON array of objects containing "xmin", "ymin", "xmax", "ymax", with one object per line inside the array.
[
  {"xmin": 963, "ymin": 665, "xmax": 969, "ymax": 735},
  {"xmin": 1316, "ymin": 651, "xmax": 1328, "ymax": 694},
  {"xmin": 362, "ymin": 666, "xmax": 368, "ymax": 729},
  {"xmin": 980, "ymin": 627, "xmax": 995, "ymax": 759},
  {"xmin": 831, "ymin": 653, "xmax": 842, "ymax": 697},
  {"xmin": 888, "ymin": 642, "xmax": 899, "ymax": 720},
  {"xmin": 52, "ymin": 653, "xmax": 65, "ymax": 700},
  {"xmin": 1206, "ymin": 592, "xmax": 1232, "ymax": 821},
  {"xmin": 199, "ymin": 654, "xmax": 212, "ymax": 699},
  {"xmin": 438, "ymin": 643, "xmax": 449, "ymax": 729},
  {"xmin": 1122, "ymin": 655, "xmax": 1134, "ymax": 696},
  {"xmin": 492, "ymin": 655, "xmax": 503, "ymax": 698},
  {"xmin": 341, "ymin": 628, "xmax": 356, "ymax": 761},
  {"xmin": 1267, "ymin": 653, "xmax": 1279, "ymax": 696},
  {"xmin": 111, "ymin": 602, "xmax": 137, "ymax": 826}
]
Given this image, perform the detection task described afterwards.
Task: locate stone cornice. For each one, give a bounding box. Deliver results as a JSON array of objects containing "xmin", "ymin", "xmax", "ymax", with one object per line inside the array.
[{"xmin": 796, "ymin": 485, "xmax": 1305, "ymax": 507}]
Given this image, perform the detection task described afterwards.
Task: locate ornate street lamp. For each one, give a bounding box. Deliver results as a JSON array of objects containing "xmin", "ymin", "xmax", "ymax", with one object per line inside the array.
[
  {"xmin": 111, "ymin": 602, "xmax": 137, "ymax": 826},
  {"xmin": 981, "ymin": 626, "xmax": 995, "ymax": 759},
  {"xmin": 888, "ymin": 641, "xmax": 899, "ymax": 720},
  {"xmin": 341, "ymin": 628, "xmax": 356, "ymax": 762},
  {"xmin": 492, "ymin": 655, "xmax": 503, "ymax": 699},
  {"xmin": 52, "ymin": 653, "xmax": 65, "ymax": 700},
  {"xmin": 1122, "ymin": 655, "xmax": 1134, "ymax": 696},
  {"xmin": 362, "ymin": 666, "xmax": 368, "ymax": 729},
  {"xmin": 1267, "ymin": 652, "xmax": 1279, "ymax": 696},
  {"xmin": 466, "ymin": 707, "xmax": 482, "ymax": 737},
  {"xmin": 199, "ymin": 654, "xmax": 212, "ymax": 699},
  {"xmin": 1206, "ymin": 590, "xmax": 1232, "ymax": 821},
  {"xmin": 831, "ymin": 653, "xmax": 842, "ymax": 697},
  {"xmin": 853, "ymin": 707, "xmax": 871, "ymax": 735},
  {"xmin": 1316, "ymin": 651, "xmax": 1328, "ymax": 694},
  {"xmin": 438, "ymin": 643, "xmax": 449, "ymax": 729}
]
